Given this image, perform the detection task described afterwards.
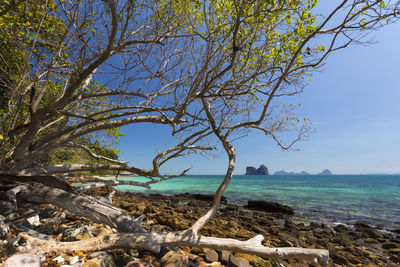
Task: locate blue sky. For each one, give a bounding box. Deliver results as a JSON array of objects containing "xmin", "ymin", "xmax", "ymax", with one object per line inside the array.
[{"xmin": 117, "ymin": 7, "xmax": 400, "ymax": 175}]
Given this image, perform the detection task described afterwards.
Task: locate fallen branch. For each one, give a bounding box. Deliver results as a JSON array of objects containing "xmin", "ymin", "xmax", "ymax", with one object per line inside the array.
[
  {"xmin": 14, "ymin": 183, "xmax": 144, "ymax": 234},
  {"xmin": 77, "ymin": 179, "xmax": 151, "ymax": 191},
  {"xmin": 16, "ymin": 231, "xmax": 329, "ymax": 263}
]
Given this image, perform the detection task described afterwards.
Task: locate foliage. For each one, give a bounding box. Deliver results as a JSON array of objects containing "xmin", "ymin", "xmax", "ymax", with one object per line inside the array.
[{"xmin": 0, "ymin": 0, "xmax": 398, "ymax": 176}]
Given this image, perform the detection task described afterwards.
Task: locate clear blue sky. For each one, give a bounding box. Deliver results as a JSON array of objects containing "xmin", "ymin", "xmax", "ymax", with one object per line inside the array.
[{"xmin": 117, "ymin": 8, "xmax": 400, "ymax": 175}]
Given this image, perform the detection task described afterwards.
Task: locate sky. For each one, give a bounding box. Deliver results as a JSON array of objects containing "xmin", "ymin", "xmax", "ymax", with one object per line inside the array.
[{"xmin": 116, "ymin": 4, "xmax": 400, "ymax": 175}]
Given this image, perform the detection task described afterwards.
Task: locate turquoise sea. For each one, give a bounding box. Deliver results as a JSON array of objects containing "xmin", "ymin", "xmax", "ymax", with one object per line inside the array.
[{"xmin": 112, "ymin": 175, "xmax": 400, "ymax": 229}]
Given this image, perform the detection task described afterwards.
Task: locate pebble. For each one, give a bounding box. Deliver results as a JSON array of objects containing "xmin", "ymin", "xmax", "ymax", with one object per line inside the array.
[
  {"xmin": 53, "ymin": 255, "xmax": 65, "ymax": 263},
  {"xmin": 69, "ymin": 255, "xmax": 79, "ymax": 264}
]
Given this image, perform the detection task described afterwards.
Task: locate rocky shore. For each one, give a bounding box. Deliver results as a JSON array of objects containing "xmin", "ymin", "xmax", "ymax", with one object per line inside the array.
[{"xmin": 1, "ymin": 185, "xmax": 400, "ymax": 266}]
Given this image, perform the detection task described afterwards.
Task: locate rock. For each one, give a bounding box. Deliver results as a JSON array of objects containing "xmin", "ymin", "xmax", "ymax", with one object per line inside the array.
[
  {"xmin": 84, "ymin": 259, "xmax": 101, "ymax": 267},
  {"xmin": 204, "ymin": 249, "xmax": 218, "ymax": 263},
  {"xmin": 159, "ymin": 251, "xmax": 188, "ymax": 267},
  {"xmin": 333, "ymin": 224, "xmax": 350, "ymax": 233},
  {"xmin": 87, "ymin": 251, "xmax": 116, "ymax": 267},
  {"xmin": 389, "ymin": 248, "xmax": 400, "ymax": 255},
  {"xmin": 257, "ymin": 217, "xmax": 273, "ymax": 226},
  {"xmin": 218, "ymin": 250, "xmax": 232, "ymax": 265},
  {"xmin": 389, "ymin": 255, "xmax": 400, "ymax": 263},
  {"xmin": 228, "ymin": 219, "xmax": 240, "ymax": 229},
  {"xmin": 310, "ymin": 222, "xmax": 326, "ymax": 229},
  {"xmin": 125, "ymin": 259, "xmax": 152, "ymax": 267},
  {"xmin": 69, "ymin": 256, "xmax": 80, "ymax": 265},
  {"xmin": 284, "ymin": 218, "xmax": 295, "ymax": 228},
  {"xmin": 0, "ymin": 217, "xmax": 10, "ymax": 238},
  {"xmin": 364, "ymin": 238, "xmax": 379, "ymax": 244},
  {"xmin": 331, "ymin": 251, "xmax": 349, "ymax": 265},
  {"xmin": 61, "ymin": 224, "xmax": 93, "ymax": 241},
  {"xmin": 53, "ymin": 255, "xmax": 65, "ymax": 264},
  {"xmin": 21, "ymin": 215, "xmax": 41, "ymax": 229},
  {"xmin": 229, "ymin": 255, "xmax": 251, "ymax": 267},
  {"xmin": 247, "ymin": 200, "xmax": 294, "ymax": 214},
  {"xmin": 245, "ymin": 165, "xmax": 268, "ymax": 175},
  {"xmin": 382, "ymin": 242, "xmax": 400, "ymax": 249},
  {"xmin": 0, "ymin": 201, "xmax": 14, "ymax": 214},
  {"xmin": 191, "ymin": 194, "xmax": 227, "ymax": 202},
  {"xmin": 89, "ymin": 223, "xmax": 114, "ymax": 236},
  {"xmin": 4, "ymin": 253, "xmax": 41, "ymax": 267},
  {"xmin": 365, "ymin": 228, "xmax": 383, "ymax": 239},
  {"xmin": 234, "ymin": 253, "xmax": 272, "ymax": 267}
]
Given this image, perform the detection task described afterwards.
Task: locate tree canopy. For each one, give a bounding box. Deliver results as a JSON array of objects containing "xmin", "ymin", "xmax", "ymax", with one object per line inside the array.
[{"xmin": 0, "ymin": 0, "xmax": 399, "ymax": 263}]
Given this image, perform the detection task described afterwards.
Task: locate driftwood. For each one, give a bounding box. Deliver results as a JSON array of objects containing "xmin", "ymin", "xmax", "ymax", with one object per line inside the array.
[{"xmin": 17, "ymin": 231, "xmax": 329, "ymax": 263}]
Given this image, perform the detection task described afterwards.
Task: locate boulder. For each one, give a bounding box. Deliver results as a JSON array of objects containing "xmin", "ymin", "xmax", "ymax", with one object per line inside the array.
[
  {"xmin": 246, "ymin": 200, "xmax": 294, "ymax": 214},
  {"xmin": 3, "ymin": 254, "xmax": 40, "ymax": 267}
]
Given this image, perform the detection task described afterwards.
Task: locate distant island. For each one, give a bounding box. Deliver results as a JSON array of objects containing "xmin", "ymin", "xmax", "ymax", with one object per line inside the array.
[
  {"xmin": 245, "ymin": 164, "xmax": 269, "ymax": 175},
  {"xmin": 273, "ymin": 169, "xmax": 333, "ymax": 175}
]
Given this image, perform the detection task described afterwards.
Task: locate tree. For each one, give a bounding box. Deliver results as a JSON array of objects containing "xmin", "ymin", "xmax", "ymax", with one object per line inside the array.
[{"xmin": 1, "ymin": 0, "xmax": 399, "ymax": 264}]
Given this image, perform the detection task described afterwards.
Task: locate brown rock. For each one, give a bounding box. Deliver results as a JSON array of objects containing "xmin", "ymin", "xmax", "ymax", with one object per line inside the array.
[
  {"xmin": 331, "ymin": 252, "xmax": 349, "ymax": 265},
  {"xmin": 234, "ymin": 253, "xmax": 272, "ymax": 267},
  {"xmin": 159, "ymin": 251, "xmax": 188, "ymax": 267},
  {"xmin": 84, "ymin": 258, "xmax": 101, "ymax": 267},
  {"xmin": 89, "ymin": 223, "xmax": 114, "ymax": 236},
  {"xmin": 229, "ymin": 255, "xmax": 251, "ymax": 267},
  {"xmin": 218, "ymin": 250, "xmax": 232, "ymax": 265},
  {"xmin": 364, "ymin": 238, "xmax": 379, "ymax": 244},
  {"xmin": 204, "ymin": 249, "xmax": 219, "ymax": 263}
]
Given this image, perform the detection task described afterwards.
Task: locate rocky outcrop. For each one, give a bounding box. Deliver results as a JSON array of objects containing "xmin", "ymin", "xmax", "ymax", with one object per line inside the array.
[
  {"xmin": 246, "ymin": 200, "xmax": 294, "ymax": 214},
  {"xmin": 245, "ymin": 164, "xmax": 268, "ymax": 175},
  {"xmin": 274, "ymin": 169, "xmax": 333, "ymax": 175}
]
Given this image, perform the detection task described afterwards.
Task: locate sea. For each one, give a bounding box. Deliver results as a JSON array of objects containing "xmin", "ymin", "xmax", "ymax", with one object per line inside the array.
[{"xmin": 111, "ymin": 174, "xmax": 400, "ymax": 230}]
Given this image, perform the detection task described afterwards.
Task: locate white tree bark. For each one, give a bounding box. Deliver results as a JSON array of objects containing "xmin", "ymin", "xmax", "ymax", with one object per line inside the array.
[{"xmin": 16, "ymin": 230, "xmax": 329, "ymax": 264}]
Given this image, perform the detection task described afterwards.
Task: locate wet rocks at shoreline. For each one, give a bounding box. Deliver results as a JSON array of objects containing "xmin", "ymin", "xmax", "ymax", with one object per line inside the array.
[{"xmin": 246, "ymin": 200, "xmax": 294, "ymax": 215}]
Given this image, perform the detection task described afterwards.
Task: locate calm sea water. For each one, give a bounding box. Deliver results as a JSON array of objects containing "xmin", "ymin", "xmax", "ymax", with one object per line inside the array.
[{"xmin": 112, "ymin": 175, "xmax": 400, "ymax": 229}]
